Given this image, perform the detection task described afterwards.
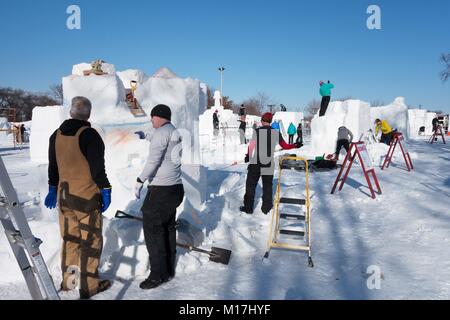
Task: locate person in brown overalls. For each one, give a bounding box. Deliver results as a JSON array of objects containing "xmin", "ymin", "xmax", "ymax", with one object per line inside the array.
[{"xmin": 44, "ymin": 96, "xmax": 112, "ymax": 299}]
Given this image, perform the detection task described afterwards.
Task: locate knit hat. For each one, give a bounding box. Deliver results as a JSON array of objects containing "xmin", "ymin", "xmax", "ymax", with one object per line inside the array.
[
  {"xmin": 261, "ymin": 112, "xmax": 273, "ymax": 123},
  {"xmin": 151, "ymin": 104, "xmax": 171, "ymax": 121}
]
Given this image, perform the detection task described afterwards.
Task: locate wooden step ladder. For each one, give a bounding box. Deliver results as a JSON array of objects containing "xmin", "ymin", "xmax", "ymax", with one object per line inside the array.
[{"xmin": 264, "ymin": 155, "xmax": 313, "ymax": 267}]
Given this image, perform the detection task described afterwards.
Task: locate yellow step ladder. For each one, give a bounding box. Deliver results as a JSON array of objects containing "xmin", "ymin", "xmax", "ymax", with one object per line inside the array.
[{"xmin": 264, "ymin": 155, "xmax": 313, "ymax": 267}]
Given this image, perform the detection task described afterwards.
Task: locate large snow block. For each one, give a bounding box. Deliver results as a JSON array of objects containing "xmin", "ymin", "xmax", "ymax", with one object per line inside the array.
[
  {"xmin": 311, "ymin": 100, "xmax": 370, "ymax": 155},
  {"xmin": 62, "ymin": 73, "xmax": 130, "ymax": 123},
  {"xmin": 116, "ymin": 69, "xmax": 148, "ymax": 89},
  {"xmin": 408, "ymin": 109, "xmax": 427, "ymax": 137},
  {"xmin": 29, "ymin": 106, "xmax": 65, "ymax": 163},
  {"xmin": 199, "ymin": 107, "xmax": 238, "ymax": 136},
  {"xmin": 370, "ymin": 97, "xmax": 410, "ymax": 138},
  {"xmin": 273, "ymin": 111, "xmax": 304, "ymax": 140},
  {"xmin": 182, "ymin": 164, "xmax": 208, "ymax": 210},
  {"xmin": 136, "ymin": 73, "xmax": 205, "ymax": 133}
]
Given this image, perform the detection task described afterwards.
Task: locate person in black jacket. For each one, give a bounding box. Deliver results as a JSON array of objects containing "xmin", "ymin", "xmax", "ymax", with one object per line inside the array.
[
  {"xmin": 240, "ymin": 112, "xmax": 302, "ymax": 215},
  {"xmin": 432, "ymin": 117, "xmax": 439, "ymax": 141},
  {"xmin": 238, "ymin": 115, "xmax": 247, "ymax": 144},
  {"xmin": 45, "ymin": 96, "xmax": 111, "ymax": 299},
  {"xmin": 212, "ymin": 110, "xmax": 219, "ymax": 136}
]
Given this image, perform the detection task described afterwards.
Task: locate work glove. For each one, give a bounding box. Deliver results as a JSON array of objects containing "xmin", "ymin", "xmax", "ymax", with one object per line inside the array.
[
  {"xmin": 100, "ymin": 188, "xmax": 112, "ymax": 213},
  {"xmin": 135, "ymin": 178, "xmax": 144, "ymax": 199},
  {"xmin": 244, "ymin": 154, "xmax": 249, "ymax": 163},
  {"xmin": 134, "ymin": 131, "xmax": 146, "ymax": 139},
  {"xmin": 295, "ymin": 142, "xmax": 303, "ymax": 148},
  {"xmin": 44, "ymin": 185, "xmax": 57, "ymax": 209}
]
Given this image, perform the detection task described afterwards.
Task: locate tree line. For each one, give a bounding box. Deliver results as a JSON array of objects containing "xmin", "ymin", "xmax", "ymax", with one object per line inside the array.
[{"xmin": 0, "ymin": 85, "xmax": 62, "ymax": 122}]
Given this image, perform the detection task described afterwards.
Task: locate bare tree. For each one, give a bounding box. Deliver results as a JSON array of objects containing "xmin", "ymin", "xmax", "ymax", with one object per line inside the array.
[
  {"xmin": 0, "ymin": 87, "xmax": 58, "ymax": 121},
  {"xmin": 304, "ymin": 99, "xmax": 320, "ymax": 121},
  {"xmin": 255, "ymin": 92, "xmax": 277, "ymax": 112},
  {"xmin": 440, "ymin": 53, "xmax": 450, "ymax": 82},
  {"xmin": 236, "ymin": 98, "xmax": 261, "ymax": 116},
  {"xmin": 49, "ymin": 84, "xmax": 64, "ymax": 105}
]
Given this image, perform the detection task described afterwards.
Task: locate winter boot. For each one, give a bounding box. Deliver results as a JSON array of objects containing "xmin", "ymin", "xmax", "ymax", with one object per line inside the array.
[
  {"xmin": 79, "ymin": 279, "xmax": 112, "ymax": 299},
  {"xmin": 239, "ymin": 206, "xmax": 253, "ymax": 214}
]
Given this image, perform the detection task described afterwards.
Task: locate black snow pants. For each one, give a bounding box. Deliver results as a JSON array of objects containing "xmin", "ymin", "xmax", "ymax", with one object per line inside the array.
[
  {"xmin": 243, "ymin": 164, "xmax": 274, "ymax": 213},
  {"xmin": 319, "ymin": 96, "xmax": 331, "ymax": 117},
  {"xmin": 141, "ymin": 184, "xmax": 184, "ymax": 281},
  {"xmin": 335, "ymin": 139, "xmax": 350, "ymax": 155}
]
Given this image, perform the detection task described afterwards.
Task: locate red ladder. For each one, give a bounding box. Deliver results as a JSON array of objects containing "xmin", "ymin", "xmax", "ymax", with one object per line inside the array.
[
  {"xmin": 428, "ymin": 126, "xmax": 446, "ymax": 144},
  {"xmin": 331, "ymin": 142, "xmax": 381, "ymax": 199},
  {"xmin": 382, "ymin": 132, "xmax": 413, "ymax": 171}
]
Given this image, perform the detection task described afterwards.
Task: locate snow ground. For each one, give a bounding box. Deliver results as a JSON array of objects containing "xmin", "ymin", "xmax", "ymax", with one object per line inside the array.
[{"xmin": 1, "ymin": 131, "xmax": 450, "ymax": 300}]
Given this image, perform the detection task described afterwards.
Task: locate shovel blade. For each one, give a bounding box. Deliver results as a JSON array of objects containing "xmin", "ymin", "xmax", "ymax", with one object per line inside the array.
[{"xmin": 210, "ymin": 247, "xmax": 232, "ymax": 265}]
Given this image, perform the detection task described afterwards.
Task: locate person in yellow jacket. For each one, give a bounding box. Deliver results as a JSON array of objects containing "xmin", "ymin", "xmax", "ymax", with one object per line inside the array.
[{"xmin": 374, "ymin": 119, "xmax": 394, "ymax": 145}]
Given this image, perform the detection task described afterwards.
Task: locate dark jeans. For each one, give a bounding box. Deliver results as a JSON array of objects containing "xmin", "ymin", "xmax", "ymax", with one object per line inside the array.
[
  {"xmin": 288, "ymin": 135, "xmax": 294, "ymax": 144},
  {"xmin": 243, "ymin": 165, "xmax": 274, "ymax": 213},
  {"xmin": 141, "ymin": 184, "xmax": 184, "ymax": 281},
  {"xmin": 319, "ymin": 96, "xmax": 331, "ymax": 117},
  {"xmin": 335, "ymin": 139, "xmax": 350, "ymax": 155},
  {"xmin": 239, "ymin": 129, "xmax": 246, "ymax": 144},
  {"xmin": 381, "ymin": 132, "xmax": 394, "ymax": 145}
]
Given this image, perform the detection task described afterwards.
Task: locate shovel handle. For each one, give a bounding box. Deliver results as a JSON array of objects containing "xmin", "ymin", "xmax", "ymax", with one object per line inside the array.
[
  {"xmin": 176, "ymin": 242, "xmax": 211, "ymax": 255},
  {"xmin": 115, "ymin": 210, "xmax": 143, "ymax": 221}
]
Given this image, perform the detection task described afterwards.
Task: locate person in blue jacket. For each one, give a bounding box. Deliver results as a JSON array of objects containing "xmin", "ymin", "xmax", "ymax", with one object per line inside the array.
[{"xmin": 319, "ymin": 80, "xmax": 334, "ymax": 117}]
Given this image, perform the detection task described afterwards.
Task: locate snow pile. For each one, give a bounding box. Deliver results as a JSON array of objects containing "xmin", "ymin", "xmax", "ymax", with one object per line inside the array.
[
  {"xmin": 408, "ymin": 109, "xmax": 427, "ymax": 137},
  {"xmin": 273, "ymin": 111, "xmax": 303, "ymax": 140},
  {"xmin": 116, "ymin": 69, "xmax": 149, "ymax": 89},
  {"xmin": 72, "ymin": 62, "xmax": 116, "ymax": 76},
  {"xmin": 370, "ymin": 97, "xmax": 410, "ymax": 138},
  {"xmin": 311, "ymin": 99, "xmax": 371, "ymax": 155},
  {"xmin": 29, "ymin": 106, "xmax": 65, "ymax": 163}
]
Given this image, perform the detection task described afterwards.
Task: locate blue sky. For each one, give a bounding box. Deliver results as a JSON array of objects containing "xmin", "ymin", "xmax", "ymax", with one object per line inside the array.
[{"xmin": 0, "ymin": 0, "xmax": 449, "ymax": 113}]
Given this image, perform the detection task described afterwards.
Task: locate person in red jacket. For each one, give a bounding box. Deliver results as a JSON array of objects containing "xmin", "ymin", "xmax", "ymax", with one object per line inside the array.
[{"xmin": 240, "ymin": 112, "xmax": 302, "ymax": 214}]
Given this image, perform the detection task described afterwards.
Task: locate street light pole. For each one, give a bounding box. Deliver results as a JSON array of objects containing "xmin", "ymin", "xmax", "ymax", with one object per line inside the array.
[{"xmin": 218, "ymin": 67, "xmax": 225, "ymax": 103}]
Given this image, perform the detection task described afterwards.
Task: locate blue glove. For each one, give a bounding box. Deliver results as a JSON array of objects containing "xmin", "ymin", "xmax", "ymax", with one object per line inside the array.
[
  {"xmin": 44, "ymin": 185, "xmax": 57, "ymax": 209},
  {"xmin": 100, "ymin": 188, "xmax": 112, "ymax": 213},
  {"xmin": 134, "ymin": 131, "xmax": 146, "ymax": 139}
]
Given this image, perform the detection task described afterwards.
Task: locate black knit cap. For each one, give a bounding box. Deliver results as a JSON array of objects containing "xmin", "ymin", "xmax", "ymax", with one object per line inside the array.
[{"xmin": 151, "ymin": 104, "xmax": 171, "ymax": 121}]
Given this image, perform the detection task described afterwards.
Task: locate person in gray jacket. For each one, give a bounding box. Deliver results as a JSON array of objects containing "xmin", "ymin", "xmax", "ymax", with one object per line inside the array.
[
  {"xmin": 333, "ymin": 126, "xmax": 353, "ymax": 160},
  {"xmin": 134, "ymin": 104, "xmax": 184, "ymax": 290}
]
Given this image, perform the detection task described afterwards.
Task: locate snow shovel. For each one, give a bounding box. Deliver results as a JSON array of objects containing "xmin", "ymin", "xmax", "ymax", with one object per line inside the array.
[
  {"xmin": 114, "ymin": 210, "xmax": 232, "ymax": 265},
  {"xmin": 176, "ymin": 242, "xmax": 231, "ymax": 265}
]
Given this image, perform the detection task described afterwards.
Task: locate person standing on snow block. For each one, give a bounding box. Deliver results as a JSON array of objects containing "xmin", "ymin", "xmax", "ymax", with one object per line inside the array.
[
  {"xmin": 44, "ymin": 96, "xmax": 112, "ymax": 299},
  {"xmin": 287, "ymin": 122, "xmax": 296, "ymax": 144},
  {"xmin": 238, "ymin": 115, "xmax": 247, "ymax": 144},
  {"xmin": 374, "ymin": 118, "xmax": 394, "ymax": 145},
  {"xmin": 319, "ymin": 80, "xmax": 334, "ymax": 117},
  {"xmin": 240, "ymin": 112, "xmax": 303, "ymax": 215},
  {"xmin": 134, "ymin": 104, "xmax": 184, "ymax": 290},
  {"xmin": 239, "ymin": 104, "xmax": 246, "ymax": 116},
  {"xmin": 332, "ymin": 126, "xmax": 353, "ymax": 160}
]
